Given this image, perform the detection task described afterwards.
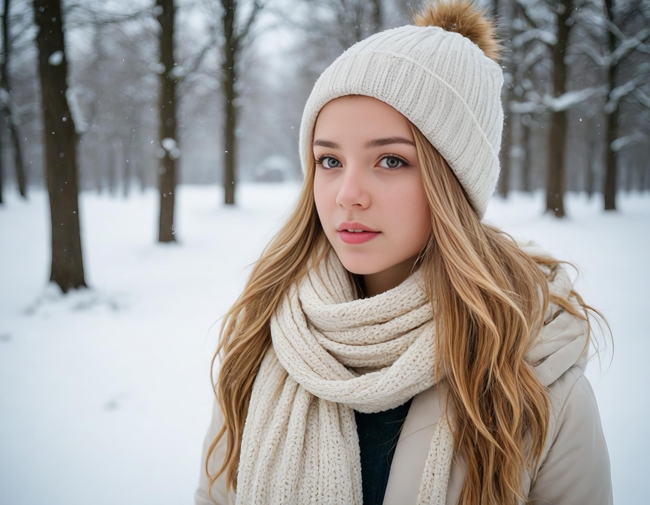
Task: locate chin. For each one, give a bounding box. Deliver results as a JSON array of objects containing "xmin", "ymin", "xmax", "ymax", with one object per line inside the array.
[{"xmin": 335, "ymin": 252, "xmax": 383, "ymax": 276}]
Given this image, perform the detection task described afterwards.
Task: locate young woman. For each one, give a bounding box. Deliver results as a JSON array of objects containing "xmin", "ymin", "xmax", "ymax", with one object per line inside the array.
[{"xmin": 195, "ymin": 2, "xmax": 612, "ymax": 504}]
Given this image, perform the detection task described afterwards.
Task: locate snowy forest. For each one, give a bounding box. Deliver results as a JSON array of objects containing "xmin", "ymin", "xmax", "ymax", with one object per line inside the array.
[
  {"xmin": 1, "ymin": 0, "xmax": 649, "ymax": 504},
  {"xmin": 1, "ymin": 0, "xmax": 650, "ymax": 292}
]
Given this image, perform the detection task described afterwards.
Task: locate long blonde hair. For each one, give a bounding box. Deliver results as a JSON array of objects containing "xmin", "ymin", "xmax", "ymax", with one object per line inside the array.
[{"xmin": 207, "ymin": 122, "xmax": 603, "ymax": 504}]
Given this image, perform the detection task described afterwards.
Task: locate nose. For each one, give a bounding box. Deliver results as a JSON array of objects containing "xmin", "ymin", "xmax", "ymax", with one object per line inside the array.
[{"xmin": 335, "ymin": 164, "xmax": 370, "ymax": 209}]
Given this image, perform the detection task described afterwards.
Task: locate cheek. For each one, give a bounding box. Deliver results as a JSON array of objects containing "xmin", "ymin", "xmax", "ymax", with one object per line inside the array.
[
  {"xmin": 388, "ymin": 181, "xmax": 431, "ymax": 250},
  {"xmin": 313, "ymin": 173, "xmax": 333, "ymax": 225},
  {"xmin": 413, "ymin": 191, "xmax": 432, "ymax": 244}
]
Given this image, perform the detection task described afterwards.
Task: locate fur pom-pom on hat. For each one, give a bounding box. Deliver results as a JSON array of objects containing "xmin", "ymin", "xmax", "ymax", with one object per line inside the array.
[
  {"xmin": 299, "ymin": 0, "xmax": 505, "ymax": 218},
  {"xmin": 413, "ymin": 1, "xmax": 502, "ymax": 62}
]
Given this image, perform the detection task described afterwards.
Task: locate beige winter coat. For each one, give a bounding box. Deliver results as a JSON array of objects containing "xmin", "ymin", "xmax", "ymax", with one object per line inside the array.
[{"xmin": 194, "ymin": 306, "xmax": 612, "ymax": 505}]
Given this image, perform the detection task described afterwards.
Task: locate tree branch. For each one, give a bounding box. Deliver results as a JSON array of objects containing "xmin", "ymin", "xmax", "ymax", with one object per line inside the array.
[
  {"xmin": 602, "ymin": 18, "xmax": 628, "ymax": 41},
  {"xmin": 512, "ymin": 28, "xmax": 557, "ymax": 49},
  {"xmin": 605, "ymin": 78, "xmax": 639, "ymax": 113},
  {"xmin": 575, "ymin": 40, "xmax": 606, "ymax": 66},
  {"xmin": 175, "ymin": 26, "xmax": 219, "ymax": 84},
  {"xmin": 510, "ymin": 86, "xmax": 606, "ymax": 114},
  {"xmin": 235, "ymin": 0, "xmax": 263, "ymax": 47},
  {"xmin": 518, "ymin": 43, "xmax": 547, "ymax": 74},
  {"xmin": 513, "ymin": 0, "xmax": 542, "ymax": 30},
  {"xmin": 611, "ymin": 132, "xmax": 647, "ymax": 152},
  {"xmin": 633, "ymin": 87, "xmax": 650, "ymax": 110},
  {"xmin": 66, "ymin": 5, "xmax": 153, "ymax": 29},
  {"xmin": 610, "ymin": 26, "xmax": 650, "ymax": 65}
]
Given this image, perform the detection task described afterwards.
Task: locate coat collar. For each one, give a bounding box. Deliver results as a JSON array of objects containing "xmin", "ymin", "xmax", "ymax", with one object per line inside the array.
[
  {"xmin": 382, "ymin": 384, "xmax": 446, "ymax": 505},
  {"xmin": 398, "ymin": 383, "xmax": 441, "ymax": 440}
]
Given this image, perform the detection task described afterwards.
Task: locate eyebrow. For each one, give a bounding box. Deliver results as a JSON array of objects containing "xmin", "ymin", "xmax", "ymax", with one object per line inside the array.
[{"xmin": 312, "ymin": 136, "xmax": 416, "ymax": 149}]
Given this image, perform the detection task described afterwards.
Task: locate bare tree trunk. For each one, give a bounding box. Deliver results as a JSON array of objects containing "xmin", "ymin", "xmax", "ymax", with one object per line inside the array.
[
  {"xmin": 625, "ymin": 162, "xmax": 633, "ymax": 192},
  {"xmin": 498, "ymin": 107, "xmax": 513, "ymax": 197},
  {"xmin": 108, "ymin": 142, "xmax": 117, "ymax": 195},
  {"xmin": 496, "ymin": 0, "xmax": 513, "ymax": 199},
  {"xmin": 547, "ymin": 112, "xmax": 568, "ymax": 217},
  {"xmin": 2, "ymin": 0, "xmax": 26, "ymax": 198},
  {"xmin": 586, "ymin": 136, "xmax": 596, "ymax": 199},
  {"xmin": 221, "ymin": 0, "xmax": 238, "ymax": 206},
  {"xmin": 371, "ymin": 0, "xmax": 383, "ymax": 33},
  {"xmin": 156, "ymin": 0, "xmax": 178, "ymax": 241},
  {"xmin": 123, "ymin": 139, "xmax": 131, "ymax": 198},
  {"xmin": 8, "ymin": 113, "xmax": 25, "ymax": 196},
  {"xmin": 0, "ymin": 125, "xmax": 4, "ymax": 204},
  {"xmin": 396, "ymin": 0, "xmax": 422, "ymax": 21},
  {"xmin": 218, "ymin": 0, "xmax": 262, "ymax": 205},
  {"xmin": 137, "ymin": 156, "xmax": 146, "ymax": 193},
  {"xmin": 33, "ymin": 0, "xmax": 86, "ymax": 292},
  {"xmin": 95, "ymin": 162, "xmax": 103, "ymax": 194},
  {"xmin": 603, "ymin": 0, "xmax": 618, "ymax": 211},
  {"xmin": 545, "ymin": 0, "xmax": 572, "ymax": 218},
  {"xmin": 603, "ymin": 105, "xmax": 619, "ymax": 209},
  {"xmin": 521, "ymin": 115, "xmax": 532, "ymax": 192}
]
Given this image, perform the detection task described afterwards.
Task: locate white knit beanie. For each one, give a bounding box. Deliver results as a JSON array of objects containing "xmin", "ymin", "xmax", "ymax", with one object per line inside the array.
[{"xmin": 299, "ymin": 2, "xmax": 504, "ymax": 218}]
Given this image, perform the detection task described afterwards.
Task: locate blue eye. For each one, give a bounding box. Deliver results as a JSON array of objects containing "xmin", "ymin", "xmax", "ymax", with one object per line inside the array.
[
  {"xmin": 316, "ymin": 156, "xmax": 341, "ymax": 169},
  {"xmin": 379, "ymin": 156, "xmax": 407, "ymax": 170}
]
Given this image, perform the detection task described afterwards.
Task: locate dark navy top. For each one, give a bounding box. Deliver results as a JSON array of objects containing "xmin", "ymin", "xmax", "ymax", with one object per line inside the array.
[{"xmin": 355, "ymin": 398, "xmax": 413, "ymax": 505}]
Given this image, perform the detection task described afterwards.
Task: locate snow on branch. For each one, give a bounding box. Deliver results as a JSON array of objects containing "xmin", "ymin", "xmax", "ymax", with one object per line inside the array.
[
  {"xmin": 574, "ymin": 9, "xmax": 650, "ymax": 67},
  {"xmin": 512, "ymin": 28, "xmax": 557, "ymax": 49},
  {"xmin": 510, "ymin": 86, "xmax": 605, "ymax": 114},
  {"xmin": 544, "ymin": 87, "xmax": 605, "ymax": 112},
  {"xmin": 510, "ymin": 100, "xmax": 540, "ymax": 114},
  {"xmin": 574, "ymin": 8, "xmax": 605, "ymax": 35},
  {"xmin": 634, "ymin": 88, "xmax": 650, "ymax": 109},
  {"xmin": 606, "ymin": 79, "xmax": 640, "ymax": 113},
  {"xmin": 602, "ymin": 18, "xmax": 628, "ymax": 42},
  {"xmin": 611, "ymin": 132, "xmax": 647, "ymax": 152},
  {"xmin": 611, "ymin": 26, "xmax": 650, "ymax": 65},
  {"xmin": 66, "ymin": 87, "xmax": 88, "ymax": 134},
  {"xmin": 576, "ymin": 41, "xmax": 606, "ymax": 66},
  {"xmin": 519, "ymin": 44, "xmax": 546, "ymax": 74},
  {"xmin": 513, "ymin": 0, "xmax": 545, "ymax": 30}
]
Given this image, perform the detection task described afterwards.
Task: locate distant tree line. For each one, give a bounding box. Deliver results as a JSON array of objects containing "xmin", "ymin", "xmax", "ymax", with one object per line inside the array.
[{"xmin": 0, "ymin": 0, "xmax": 648, "ymax": 292}]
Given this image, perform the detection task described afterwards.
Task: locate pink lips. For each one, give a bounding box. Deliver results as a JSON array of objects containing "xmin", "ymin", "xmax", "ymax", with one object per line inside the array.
[{"xmin": 337, "ymin": 222, "xmax": 380, "ymax": 244}]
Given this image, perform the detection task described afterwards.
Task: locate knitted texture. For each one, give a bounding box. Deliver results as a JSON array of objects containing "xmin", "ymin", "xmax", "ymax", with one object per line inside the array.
[
  {"xmin": 299, "ymin": 25, "xmax": 504, "ymax": 218},
  {"xmin": 236, "ymin": 252, "xmax": 453, "ymax": 504}
]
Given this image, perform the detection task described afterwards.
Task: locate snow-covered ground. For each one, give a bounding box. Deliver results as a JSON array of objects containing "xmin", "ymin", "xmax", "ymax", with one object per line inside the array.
[{"xmin": 0, "ymin": 184, "xmax": 648, "ymax": 504}]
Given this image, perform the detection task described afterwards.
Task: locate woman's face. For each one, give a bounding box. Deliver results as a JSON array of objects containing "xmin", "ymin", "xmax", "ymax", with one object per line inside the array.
[{"xmin": 313, "ymin": 96, "xmax": 431, "ymax": 296}]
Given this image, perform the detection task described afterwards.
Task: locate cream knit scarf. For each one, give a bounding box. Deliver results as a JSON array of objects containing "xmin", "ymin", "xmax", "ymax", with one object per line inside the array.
[{"xmin": 236, "ymin": 252, "xmax": 454, "ymax": 504}]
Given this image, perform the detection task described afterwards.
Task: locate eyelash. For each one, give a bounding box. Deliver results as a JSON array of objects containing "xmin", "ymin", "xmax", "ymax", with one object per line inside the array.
[{"xmin": 314, "ymin": 155, "xmax": 410, "ymax": 170}]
